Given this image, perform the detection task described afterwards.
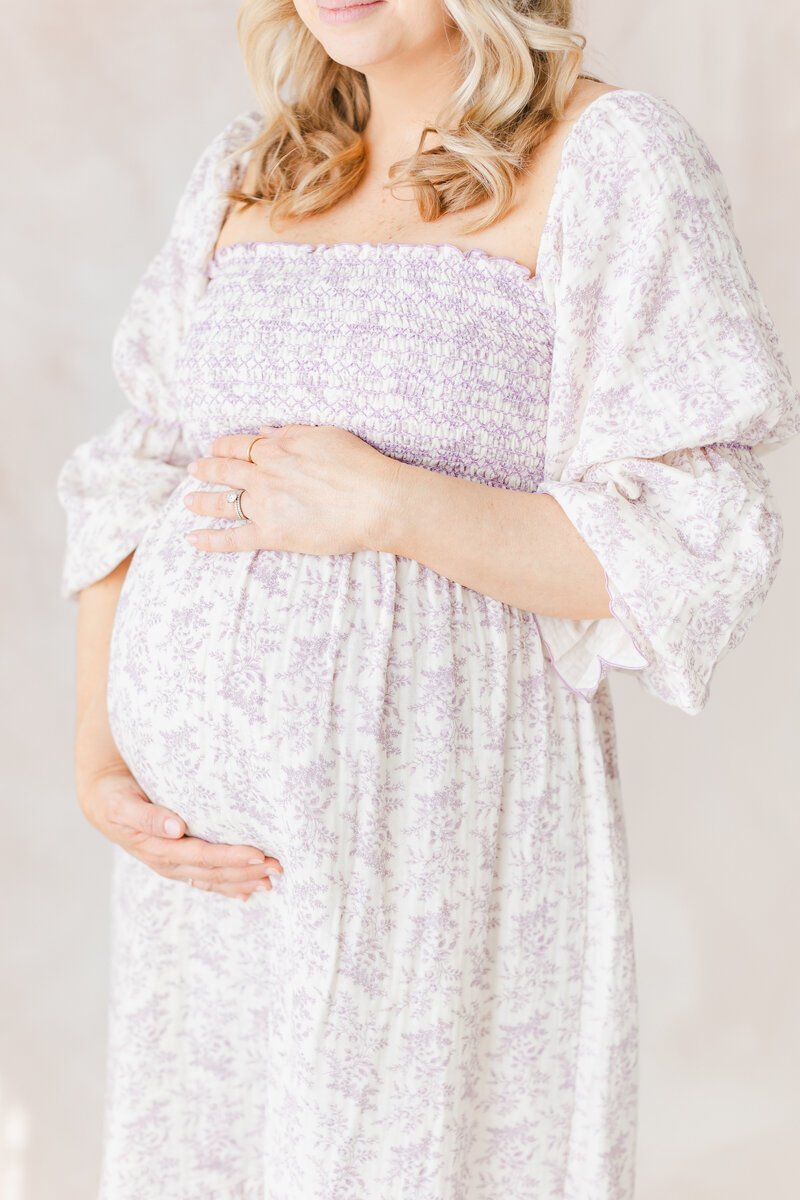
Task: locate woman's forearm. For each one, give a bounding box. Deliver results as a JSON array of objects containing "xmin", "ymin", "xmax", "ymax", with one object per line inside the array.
[
  {"xmin": 75, "ymin": 553, "xmax": 133, "ymax": 792},
  {"xmin": 378, "ymin": 462, "xmax": 612, "ymax": 620}
]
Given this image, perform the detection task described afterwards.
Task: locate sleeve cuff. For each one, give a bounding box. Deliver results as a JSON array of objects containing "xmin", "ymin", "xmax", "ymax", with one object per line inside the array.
[
  {"xmin": 57, "ymin": 408, "xmax": 192, "ymax": 599},
  {"xmin": 532, "ymin": 563, "xmax": 650, "ymax": 702}
]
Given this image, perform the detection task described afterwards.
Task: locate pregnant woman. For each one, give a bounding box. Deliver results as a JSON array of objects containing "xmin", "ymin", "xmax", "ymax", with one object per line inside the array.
[{"xmin": 58, "ymin": 2, "xmax": 800, "ymax": 1198}]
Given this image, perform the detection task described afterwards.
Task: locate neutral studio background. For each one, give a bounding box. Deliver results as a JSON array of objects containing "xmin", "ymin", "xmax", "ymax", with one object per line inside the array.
[{"xmin": 1, "ymin": 2, "xmax": 798, "ymax": 1198}]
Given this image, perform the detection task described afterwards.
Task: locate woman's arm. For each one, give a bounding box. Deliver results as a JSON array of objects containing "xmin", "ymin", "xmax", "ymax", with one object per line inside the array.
[
  {"xmin": 74, "ymin": 558, "xmax": 283, "ymax": 898},
  {"xmin": 183, "ymin": 425, "xmax": 614, "ymax": 621},
  {"xmin": 379, "ymin": 461, "xmax": 613, "ymax": 620},
  {"xmin": 75, "ymin": 555, "xmax": 136, "ymax": 791}
]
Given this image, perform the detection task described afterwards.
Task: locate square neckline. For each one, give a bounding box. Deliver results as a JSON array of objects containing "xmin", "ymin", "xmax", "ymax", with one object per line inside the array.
[{"xmin": 208, "ymin": 88, "xmax": 646, "ymax": 292}]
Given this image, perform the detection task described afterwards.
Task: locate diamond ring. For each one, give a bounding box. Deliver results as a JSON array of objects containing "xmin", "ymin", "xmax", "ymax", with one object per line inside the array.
[{"xmin": 226, "ymin": 490, "xmax": 249, "ymax": 521}]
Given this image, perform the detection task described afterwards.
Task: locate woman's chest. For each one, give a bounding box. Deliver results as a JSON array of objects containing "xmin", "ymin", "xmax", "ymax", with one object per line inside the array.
[
  {"xmin": 172, "ymin": 243, "xmax": 555, "ymax": 492},
  {"xmin": 215, "ymin": 147, "xmax": 553, "ymax": 277}
]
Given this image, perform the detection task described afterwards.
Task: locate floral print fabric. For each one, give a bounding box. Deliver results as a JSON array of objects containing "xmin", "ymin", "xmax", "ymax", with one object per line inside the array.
[
  {"xmin": 57, "ymin": 90, "xmax": 799, "ymax": 1200},
  {"xmin": 533, "ymin": 93, "xmax": 800, "ymax": 712}
]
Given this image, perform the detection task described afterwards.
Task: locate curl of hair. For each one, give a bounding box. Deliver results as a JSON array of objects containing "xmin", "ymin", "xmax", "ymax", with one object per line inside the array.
[{"xmin": 227, "ymin": 0, "xmax": 595, "ymax": 234}]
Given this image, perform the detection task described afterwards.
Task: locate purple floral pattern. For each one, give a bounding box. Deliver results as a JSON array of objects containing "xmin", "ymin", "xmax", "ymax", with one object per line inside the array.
[{"xmin": 56, "ymin": 90, "xmax": 799, "ymax": 1200}]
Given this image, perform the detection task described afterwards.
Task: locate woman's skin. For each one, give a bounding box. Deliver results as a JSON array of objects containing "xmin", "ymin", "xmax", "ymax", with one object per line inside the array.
[
  {"xmin": 76, "ymin": 0, "xmax": 614, "ymax": 901},
  {"xmin": 185, "ymin": 426, "xmax": 611, "ymax": 621}
]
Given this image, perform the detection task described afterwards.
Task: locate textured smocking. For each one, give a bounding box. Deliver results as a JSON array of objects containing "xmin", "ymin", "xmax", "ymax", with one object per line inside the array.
[
  {"xmin": 207, "ymin": 236, "xmax": 543, "ymax": 288},
  {"xmin": 175, "ymin": 239, "xmax": 554, "ymax": 490}
]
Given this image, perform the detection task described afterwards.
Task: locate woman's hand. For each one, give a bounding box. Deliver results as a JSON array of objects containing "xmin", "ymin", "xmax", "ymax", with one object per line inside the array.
[
  {"xmin": 182, "ymin": 423, "xmax": 403, "ymax": 554},
  {"xmin": 78, "ymin": 764, "xmax": 283, "ymax": 901}
]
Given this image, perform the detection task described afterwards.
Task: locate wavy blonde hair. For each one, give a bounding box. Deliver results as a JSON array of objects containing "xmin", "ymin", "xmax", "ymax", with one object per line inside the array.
[{"xmin": 228, "ymin": 0, "xmax": 595, "ymax": 235}]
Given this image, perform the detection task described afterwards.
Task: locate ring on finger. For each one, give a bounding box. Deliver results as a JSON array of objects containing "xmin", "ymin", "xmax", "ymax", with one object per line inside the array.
[
  {"xmin": 226, "ymin": 489, "xmax": 249, "ymax": 522},
  {"xmin": 247, "ymin": 435, "xmax": 270, "ymax": 463}
]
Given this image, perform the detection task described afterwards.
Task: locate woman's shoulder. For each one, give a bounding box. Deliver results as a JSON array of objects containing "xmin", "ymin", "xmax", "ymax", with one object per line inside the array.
[
  {"xmin": 532, "ymin": 79, "xmax": 734, "ymax": 269},
  {"xmin": 215, "ymin": 108, "xmax": 265, "ymax": 150},
  {"xmin": 561, "ymin": 81, "xmax": 725, "ymax": 190},
  {"xmin": 532, "ymin": 80, "xmax": 739, "ymax": 296},
  {"xmin": 178, "ymin": 109, "xmax": 265, "ymax": 193},
  {"xmin": 168, "ymin": 110, "xmax": 265, "ymax": 226},
  {"xmin": 198, "ymin": 109, "xmax": 265, "ymax": 176}
]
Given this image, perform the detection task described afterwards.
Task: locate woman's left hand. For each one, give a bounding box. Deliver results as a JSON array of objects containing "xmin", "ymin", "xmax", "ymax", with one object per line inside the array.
[{"xmin": 183, "ymin": 423, "xmax": 403, "ymax": 554}]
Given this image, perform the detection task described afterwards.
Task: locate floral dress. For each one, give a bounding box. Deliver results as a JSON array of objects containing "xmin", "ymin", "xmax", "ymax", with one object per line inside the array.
[{"xmin": 57, "ymin": 89, "xmax": 800, "ymax": 1200}]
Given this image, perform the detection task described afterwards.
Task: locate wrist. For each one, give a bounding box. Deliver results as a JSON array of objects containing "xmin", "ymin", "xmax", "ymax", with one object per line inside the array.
[
  {"xmin": 368, "ymin": 456, "xmax": 420, "ymax": 554},
  {"xmin": 75, "ymin": 754, "xmax": 130, "ymax": 798}
]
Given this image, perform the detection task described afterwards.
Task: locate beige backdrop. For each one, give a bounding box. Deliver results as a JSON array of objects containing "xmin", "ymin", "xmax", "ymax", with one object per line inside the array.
[{"xmin": 2, "ymin": 3, "xmax": 798, "ymax": 1198}]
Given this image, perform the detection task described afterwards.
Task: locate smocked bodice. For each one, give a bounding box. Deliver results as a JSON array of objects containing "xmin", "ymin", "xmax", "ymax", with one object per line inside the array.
[{"xmin": 172, "ymin": 240, "xmax": 555, "ymax": 492}]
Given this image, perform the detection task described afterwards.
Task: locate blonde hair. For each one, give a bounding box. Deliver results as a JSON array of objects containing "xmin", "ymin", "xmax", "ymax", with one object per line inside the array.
[{"xmin": 229, "ymin": 0, "xmax": 594, "ymax": 235}]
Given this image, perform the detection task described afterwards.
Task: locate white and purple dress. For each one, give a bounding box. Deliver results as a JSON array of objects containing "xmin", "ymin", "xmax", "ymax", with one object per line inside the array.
[{"xmin": 57, "ymin": 90, "xmax": 800, "ymax": 1200}]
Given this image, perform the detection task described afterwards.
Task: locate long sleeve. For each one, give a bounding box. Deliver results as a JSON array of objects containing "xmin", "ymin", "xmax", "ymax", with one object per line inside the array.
[
  {"xmin": 533, "ymin": 90, "xmax": 800, "ymax": 715},
  {"xmin": 56, "ymin": 110, "xmax": 262, "ymax": 599}
]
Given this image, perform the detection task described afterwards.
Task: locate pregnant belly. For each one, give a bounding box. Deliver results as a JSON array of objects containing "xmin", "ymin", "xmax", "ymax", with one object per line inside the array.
[
  {"xmin": 107, "ymin": 478, "xmax": 368, "ymax": 862},
  {"xmin": 107, "ymin": 477, "xmax": 549, "ymax": 871}
]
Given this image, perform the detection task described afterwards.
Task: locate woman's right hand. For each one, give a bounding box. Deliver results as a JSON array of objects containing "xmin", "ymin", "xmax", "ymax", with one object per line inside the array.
[{"xmin": 78, "ymin": 764, "xmax": 283, "ymax": 900}]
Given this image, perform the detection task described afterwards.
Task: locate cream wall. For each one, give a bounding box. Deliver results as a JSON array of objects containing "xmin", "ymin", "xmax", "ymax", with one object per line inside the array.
[{"xmin": 1, "ymin": 3, "xmax": 798, "ymax": 1198}]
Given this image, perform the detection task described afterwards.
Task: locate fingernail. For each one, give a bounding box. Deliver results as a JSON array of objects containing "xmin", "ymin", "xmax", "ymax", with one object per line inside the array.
[
  {"xmin": 264, "ymin": 867, "xmax": 282, "ymax": 877},
  {"xmin": 183, "ymin": 494, "xmax": 194, "ymax": 507},
  {"xmin": 248, "ymin": 857, "xmax": 264, "ymax": 865},
  {"xmin": 186, "ymin": 533, "xmax": 200, "ymax": 545},
  {"xmin": 187, "ymin": 461, "xmax": 199, "ymax": 474},
  {"xmin": 256, "ymin": 881, "xmax": 272, "ymax": 892},
  {"xmin": 164, "ymin": 818, "xmax": 182, "ymax": 836}
]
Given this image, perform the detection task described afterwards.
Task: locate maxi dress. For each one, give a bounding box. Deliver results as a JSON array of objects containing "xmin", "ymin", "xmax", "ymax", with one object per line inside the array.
[{"xmin": 57, "ymin": 90, "xmax": 800, "ymax": 1200}]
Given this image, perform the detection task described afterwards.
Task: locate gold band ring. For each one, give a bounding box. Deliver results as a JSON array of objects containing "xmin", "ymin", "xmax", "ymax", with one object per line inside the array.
[{"xmin": 247, "ymin": 435, "xmax": 270, "ymax": 463}]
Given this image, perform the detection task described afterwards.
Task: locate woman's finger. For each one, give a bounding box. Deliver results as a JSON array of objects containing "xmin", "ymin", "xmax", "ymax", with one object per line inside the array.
[
  {"xmin": 139, "ymin": 830, "xmax": 280, "ymax": 872},
  {"xmin": 165, "ymin": 837, "xmax": 283, "ymax": 876},
  {"xmin": 110, "ymin": 798, "xmax": 273, "ymax": 870},
  {"xmin": 210, "ymin": 429, "xmax": 284, "ymax": 461},
  {"xmin": 126, "ymin": 830, "xmax": 283, "ymax": 878},
  {"xmin": 184, "ymin": 489, "xmax": 253, "ymax": 520},
  {"xmin": 191, "ymin": 877, "xmax": 275, "ymax": 901},
  {"xmin": 119, "ymin": 828, "xmax": 255, "ymax": 871},
  {"xmin": 123, "ymin": 836, "xmax": 282, "ymax": 885},
  {"xmin": 167, "ymin": 843, "xmax": 282, "ymax": 877},
  {"xmin": 170, "ymin": 859, "xmax": 280, "ymax": 885},
  {"xmin": 105, "ymin": 788, "xmax": 188, "ymax": 839},
  {"xmin": 127, "ymin": 854, "xmax": 273, "ymax": 886},
  {"xmin": 186, "ymin": 457, "xmax": 256, "ymax": 490},
  {"xmin": 138, "ymin": 830, "xmax": 282, "ymax": 875}
]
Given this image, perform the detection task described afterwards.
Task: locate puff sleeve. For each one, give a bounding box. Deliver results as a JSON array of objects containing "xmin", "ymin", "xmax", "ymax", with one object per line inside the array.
[
  {"xmin": 533, "ymin": 90, "xmax": 800, "ymax": 715},
  {"xmin": 56, "ymin": 111, "xmax": 261, "ymax": 599}
]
